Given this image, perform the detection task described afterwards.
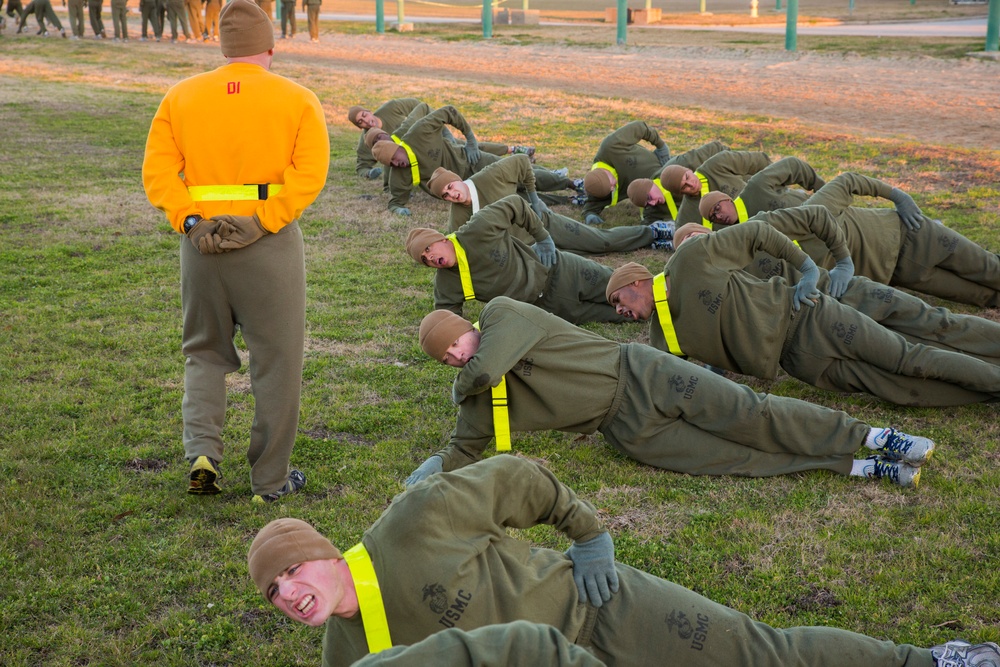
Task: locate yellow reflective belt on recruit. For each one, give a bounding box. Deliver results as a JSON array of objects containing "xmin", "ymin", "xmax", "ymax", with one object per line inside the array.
[
  {"xmin": 391, "ymin": 135, "xmax": 421, "ymax": 186},
  {"xmin": 591, "ymin": 161, "xmax": 619, "ymax": 206},
  {"xmin": 696, "ymin": 172, "xmax": 712, "ymax": 230},
  {"xmin": 471, "ymin": 321, "xmax": 512, "ymax": 452},
  {"xmin": 733, "ymin": 196, "xmax": 749, "ymax": 223},
  {"xmin": 343, "ymin": 542, "xmax": 393, "ymax": 654},
  {"xmin": 654, "ymin": 178, "xmax": 678, "ymax": 219},
  {"xmin": 653, "ymin": 273, "xmax": 684, "ymax": 357},
  {"xmin": 188, "ymin": 184, "xmax": 283, "ymax": 201},
  {"xmin": 446, "ymin": 233, "xmax": 475, "ymax": 302}
]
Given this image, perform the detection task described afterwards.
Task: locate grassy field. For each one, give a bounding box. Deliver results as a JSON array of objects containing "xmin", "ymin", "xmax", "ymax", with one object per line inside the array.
[{"xmin": 1, "ymin": 25, "xmax": 999, "ymax": 667}]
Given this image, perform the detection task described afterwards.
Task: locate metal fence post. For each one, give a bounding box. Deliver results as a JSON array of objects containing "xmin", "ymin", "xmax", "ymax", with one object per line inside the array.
[
  {"xmin": 784, "ymin": 0, "xmax": 798, "ymax": 51},
  {"xmin": 375, "ymin": 0, "xmax": 384, "ymax": 33},
  {"xmin": 616, "ymin": 0, "xmax": 627, "ymax": 44}
]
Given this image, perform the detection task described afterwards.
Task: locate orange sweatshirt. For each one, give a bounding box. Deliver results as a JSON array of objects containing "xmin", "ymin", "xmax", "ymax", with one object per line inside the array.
[{"xmin": 142, "ymin": 62, "xmax": 329, "ymax": 233}]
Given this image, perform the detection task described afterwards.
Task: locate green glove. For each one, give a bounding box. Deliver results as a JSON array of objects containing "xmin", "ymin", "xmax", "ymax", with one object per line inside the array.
[
  {"xmin": 187, "ymin": 217, "xmax": 228, "ymax": 255},
  {"xmin": 216, "ymin": 214, "xmax": 269, "ymax": 251},
  {"xmin": 653, "ymin": 144, "xmax": 671, "ymax": 167},
  {"xmin": 531, "ymin": 236, "xmax": 558, "ymax": 268},
  {"xmin": 888, "ymin": 187, "xmax": 925, "ymax": 231},
  {"xmin": 463, "ymin": 131, "xmax": 481, "ymax": 167},
  {"xmin": 405, "ymin": 456, "xmax": 443, "ymax": 487},
  {"xmin": 366, "ymin": 166, "xmax": 383, "ymax": 179},
  {"xmin": 390, "ymin": 206, "xmax": 412, "ymax": 216},
  {"xmin": 826, "ymin": 255, "xmax": 854, "ymax": 299},
  {"xmin": 793, "ymin": 257, "xmax": 821, "ymax": 311},
  {"xmin": 566, "ymin": 533, "xmax": 619, "ymax": 608}
]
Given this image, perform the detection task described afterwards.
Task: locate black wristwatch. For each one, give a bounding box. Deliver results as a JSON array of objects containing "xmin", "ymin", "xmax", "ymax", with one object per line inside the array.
[{"xmin": 183, "ymin": 215, "xmax": 201, "ymax": 234}]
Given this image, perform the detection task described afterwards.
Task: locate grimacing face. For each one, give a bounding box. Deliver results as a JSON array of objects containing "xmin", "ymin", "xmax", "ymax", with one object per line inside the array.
[
  {"xmin": 420, "ymin": 239, "xmax": 457, "ymax": 268},
  {"xmin": 610, "ymin": 282, "xmax": 654, "ymax": 322},
  {"xmin": 267, "ymin": 560, "xmax": 343, "ymax": 628},
  {"xmin": 442, "ymin": 180, "xmax": 471, "ymax": 205}
]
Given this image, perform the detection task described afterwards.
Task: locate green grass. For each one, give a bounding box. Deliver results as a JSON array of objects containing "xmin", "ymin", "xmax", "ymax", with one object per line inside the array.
[{"xmin": 1, "ymin": 34, "xmax": 999, "ymax": 666}]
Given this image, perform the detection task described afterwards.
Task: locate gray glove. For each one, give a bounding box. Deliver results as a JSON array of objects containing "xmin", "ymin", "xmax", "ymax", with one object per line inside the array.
[
  {"xmin": 390, "ymin": 206, "xmax": 411, "ymax": 216},
  {"xmin": 442, "ymin": 126, "xmax": 456, "ymax": 142},
  {"xmin": 528, "ymin": 191, "xmax": 550, "ymax": 218},
  {"xmin": 366, "ymin": 166, "xmax": 383, "ymax": 179},
  {"xmin": 793, "ymin": 257, "xmax": 821, "ymax": 311},
  {"xmin": 566, "ymin": 533, "xmax": 619, "ymax": 608},
  {"xmin": 826, "ymin": 255, "xmax": 854, "ymax": 299},
  {"xmin": 888, "ymin": 187, "xmax": 925, "ymax": 231},
  {"xmin": 584, "ymin": 213, "xmax": 604, "ymax": 226},
  {"xmin": 653, "ymin": 144, "xmax": 671, "ymax": 166},
  {"xmin": 405, "ymin": 456, "xmax": 443, "ymax": 487},
  {"xmin": 463, "ymin": 131, "xmax": 481, "ymax": 167},
  {"xmin": 531, "ymin": 236, "xmax": 558, "ymax": 268}
]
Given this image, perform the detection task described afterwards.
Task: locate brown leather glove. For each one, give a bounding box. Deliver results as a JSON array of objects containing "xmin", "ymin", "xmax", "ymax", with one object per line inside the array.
[
  {"xmin": 187, "ymin": 217, "xmax": 229, "ymax": 255},
  {"xmin": 215, "ymin": 214, "xmax": 269, "ymax": 251}
]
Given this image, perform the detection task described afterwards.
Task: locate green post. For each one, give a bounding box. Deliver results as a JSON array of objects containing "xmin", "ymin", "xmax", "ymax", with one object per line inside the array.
[
  {"xmin": 784, "ymin": 0, "xmax": 797, "ymax": 51},
  {"xmin": 849, "ymin": 0, "xmax": 854, "ymax": 13},
  {"xmin": 483, "ymin": 0, "xmax": 493, "ymax": 38},
  {"xmin": 397, "ymin": 0, "xmax": 404, "ymax": 25},
  {"xmin": 776, "ymin": 0, "xmax": 781, "ymax": 9},
  {"xmin": 988, "ymin": 0, "xmax": 1000, "ymax": 52},
  {"xmin": 616, "ymin": 0, "xmax": 627, "ymax": 44},
  {"xmin": 375, "ymin": 0, "xmax": 384, "ymax": 33}
]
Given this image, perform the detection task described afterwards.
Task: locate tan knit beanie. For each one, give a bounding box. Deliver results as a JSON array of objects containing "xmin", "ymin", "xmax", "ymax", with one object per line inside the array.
[
  {"xmin": 247, "ymin": 518, "xmax": 342, "ymax": 600},
  {"xmin": 627, "ymin": 179, "xmax": 654, "ymax": 208},
  {"xmin": 365, "ymin": 127, "xmax": 390, "ymax": 149},
  {"xmin": 699, "ymin": 191, "xmax": 732, "ymax": 219},
  {"xmin": 348, "ymin": 106, "xmax": 365, "ymax": 127},
  {"xmin": 419, "ymin": 310, "xmax": 474, "ymax": 362},
  {"xmin": 405, "ymin": 228, "xmax": 447, "ymax": 263},
  {"xmin": 659, "ymin": 165, "xmax": 688, "ymax": 194},
  {"xmin": 372, "ymin": 140, "xmax": 401, "ymax": 166},
  {"xmin": 606, "ymin": 262, "xmax": 654, "ymax": 302},
  {"xmin": 220, "ymin": 0, "xmax": 274, "ymax": 58},
  {"xmin": 427, "ymin": 167, "xmax": 462, "ymax": 199},
  {"xmin": 674, "ymin": 222, "xmax": 712, "ymax": 247},
  {"xmin": 583, "ymin": 168, "xmax": 613, "ymax": 198}
]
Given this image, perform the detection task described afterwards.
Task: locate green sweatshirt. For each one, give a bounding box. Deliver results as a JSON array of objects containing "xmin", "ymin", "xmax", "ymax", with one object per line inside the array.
[
  {"xmin": 582, "ymin": 121, "xmax": 666, "ymax": 219},
  {"xmin": 674, "ymin": 150, "xmax": 771, "ymax": 225},
  {"xmin": 717, "ymin": 156, "xmax": 823, "ymax": 229},
  {"xmin": 354, "ymin": 98, "xmax": 422, "ymax": 177},
  {"xmin": 446, "ymin": 155, "xmax": 653, "ymax": 255}
]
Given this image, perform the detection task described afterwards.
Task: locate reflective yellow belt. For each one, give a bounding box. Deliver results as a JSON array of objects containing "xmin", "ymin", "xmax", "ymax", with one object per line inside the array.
[
  {"xmin": 653, "ymin": 273, "xmax": 684, "ymax": 357},
  {"xmin": 343, "ymin": 542, "xmax": 393, "ymax": 654},
  {"xmin": 696, "ymin": 172, "xmax": 712, "ymax": 229},
  {"xmin": 446, "ymin": 233, "xmax": 475, "ymax": 302},
  {"xmin": 591, "ymin": 161, "xmax": 619, "ymax": 206},
  {"xmin": 470, "ymin": 321, "xmax": 512, "ymax": 452},
  {"xmin": 391, "ymin": 135, "xmax": 421, "ymax": 186},
  {"xmin": 733, "ymin": 196, "xmax": 749, "ymax": 223},
  {"xmin": 654, "ymin": 178, "xmax": 678, "ymax": 219},
  {"xmin": 188, "ymin": 184, "xmax": 282, "ymax": 201}
]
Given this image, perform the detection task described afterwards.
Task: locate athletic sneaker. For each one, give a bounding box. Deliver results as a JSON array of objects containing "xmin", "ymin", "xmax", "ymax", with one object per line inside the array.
[
  {"xmin": 188, "ymin": 455, "xmax": 221, "ymax": 495},
  {"xmin": 930, "ymin": 640, "xmax": 1000, "ymax": 667},
  {"xmin": 570, "ymin": 177, "xmax": 586, "ymax": 195},
  {"xmin": 510, "ymin": 145, "xmax": 535, "ymax": 158},
  {"xmin": 252, "ymin": 469, "xmax": 306, "ymax": 504},
  {"xmin": 861, "ymin": 455, "xmax": 920, "ymax": 489},
  {"xmin": 552, "ymin": 167, "xmax": 568, "ymax": 178},
  {"xmin": 871, "ymin": 427, "xmax": 935, "ymax": 466}
]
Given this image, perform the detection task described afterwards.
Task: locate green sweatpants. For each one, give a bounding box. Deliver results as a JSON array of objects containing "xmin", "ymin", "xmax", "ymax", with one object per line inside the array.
[
  {"xmin": 543, "ymin": 210, "xmax": 652, "ymax": 256},
  {"xmin": 589, "ymin": 564, "xmax": 934, "ymax": 667},
  {"xmin": 892, "ymin": 222, "xmax": 1000, "ymax": 308},
  {"xmin": 602, "ymin": 345, "xmax": 865, "ymax": 477},
  {"xmin": 781, "ymin": 295, "xmax": 1000, "ymax": 407},
  {"xmin": 179, "ymin": 223, "xmax": 306, "ymax": 496},
  {"xmin": 537, "ymin": 253, "xmax": 626, "ymax": 324},
  {"xmin": 839, "ymin": 276, "xmax": 1000, "ymax": 365},
  {"xmin": 67, "ymin": 0, "xmax": 84, "ymax": 35}
]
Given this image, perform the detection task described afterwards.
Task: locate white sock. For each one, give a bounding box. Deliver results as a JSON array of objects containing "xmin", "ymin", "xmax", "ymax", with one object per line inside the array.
[{"xmin": 864, "ymin": 427, "xmax": 890, "ymax": 450}]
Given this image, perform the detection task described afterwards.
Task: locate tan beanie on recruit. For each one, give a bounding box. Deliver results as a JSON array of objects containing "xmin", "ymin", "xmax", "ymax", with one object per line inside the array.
[
  {"xmin": 428, "ymin": 167, "xmax": 461, "ymax": 198},
  {"xmin": 348, "ymin": 106, "xmax": 365, "ymax": 126},
  {"xmin": 220, "ymin": 0, "xmax": 275, "ymax": 58},
  {"xmin": 583, "ymin": 168, "xmax": 613, "ymax": 198},
  {"xmin": 405, "ymin": 228, "xmax": 447, "ymax": 263},
  {"xmin": 419, "ymin": 310, "xmax": 474, "ymax": 362},
  {"xmin": 627, "ymin": 178, "xmax": 654, "ymax": 208},
  {"xmin": 659, "ymin": 165, "xmax": 688, "ymax": 194},
  {"xmin": 247, "ymin": 518, "xmax": 342, "ymax": 600},
  {"xmin": 606, "ymin": 261, "xmax": 654, "ymax": 302},
  {"xmin": 365, "ymin": 127, "xmax": 390, "ymax": 149},
  {"xmin": 674, "ymin": 222, "xmax": 711, "ymax": 247},
  {"xmin": 372, "ymin": 140, "xmax": 400, "ymax": 166},
  {"xmin": 699, "ymin": 191, "xmax": 732, "ymax": 219}
]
